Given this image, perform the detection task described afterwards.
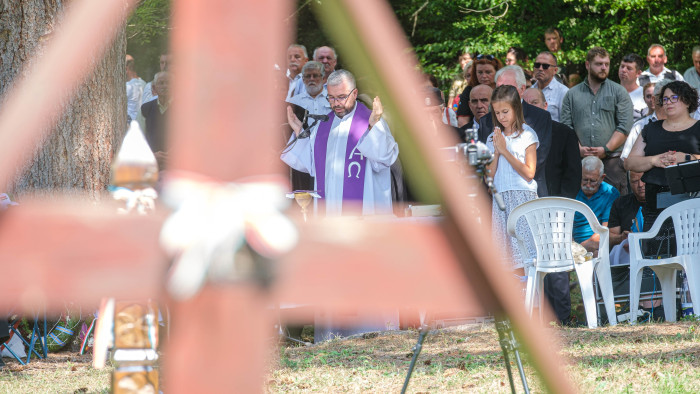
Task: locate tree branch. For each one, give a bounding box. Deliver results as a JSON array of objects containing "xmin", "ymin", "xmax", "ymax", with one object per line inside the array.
[
  {"xmin": 460, "ymin": 0, "xmax": 510, "ymax": 19},
  {"xmin": 411, "ymin": 0, "xmax": 430, "ymax": 38},
  {"xmin": 286, "ymin": 0, "xmax": 313, "ymax": 23}
]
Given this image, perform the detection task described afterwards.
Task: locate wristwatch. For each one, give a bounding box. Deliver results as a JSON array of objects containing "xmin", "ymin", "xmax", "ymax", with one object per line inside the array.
[
  {"xmin": 603, "ymin": 145, "xmax": 612, "ymax": 157},
  {"xmin": 686, "ymin": 154, "xmax": 692, "ymax": 162}
]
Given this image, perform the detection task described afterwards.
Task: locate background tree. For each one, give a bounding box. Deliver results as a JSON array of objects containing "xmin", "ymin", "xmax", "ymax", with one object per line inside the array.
[
  {"xmin": 0, "ymin": 1, "xmax": 127, "ymax": 200},
  {"xmin": 385, "ymin": 0, "xmax": 700, "ymax": 91},
  {"xmin": 126, "ymin": 0, "xmax": 172, "ymax": 81}
]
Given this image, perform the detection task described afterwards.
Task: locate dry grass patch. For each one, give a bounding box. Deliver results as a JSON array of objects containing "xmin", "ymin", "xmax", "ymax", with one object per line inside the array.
[
  {"xmin": 0, "ymin": 352, "xmax": 111, "ymax": 393},
  {"xmin": 268, "ymin": 320, "xmax": 700, "ymax": 393},
  {"xmin": 1, "ymin": 320, "xmax": 699, "ymax": 392}
]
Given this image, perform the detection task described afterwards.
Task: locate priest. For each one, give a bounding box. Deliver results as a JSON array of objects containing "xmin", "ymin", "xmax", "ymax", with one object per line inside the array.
[{"xmin": 281, "ymin": 69, "xmax": 399, "ymax": 216}]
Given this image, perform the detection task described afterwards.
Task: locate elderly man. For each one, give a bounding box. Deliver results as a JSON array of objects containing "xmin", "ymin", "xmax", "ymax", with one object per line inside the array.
[
  {"xmin": 286, "ymin": 44, "xmax": 309, "ymax": 100},
  {"xmin": 618, "ymin": 53, "xmax": 647, "ymax": 121},
  {"xmin": 458, "ymin": 84, "xmax": 492, "ymax": 135},
  {"xmin": 125, "ymin": 54, "xmax": 146, "ymax": 122},
  {"xmin": 523, "ymin": 87, "xmax": 581, "ymax": 198},
  {"xmin": 282, "ymin": 70, "xmax": 398, "ymax": 216},
  {"xmin": 142, "ymin": 53, "xmax": 170, "ymax": 105},
  {"xmin": 683, "ymin": 46, "xmax": 700, "ymax": 92},
  {"xmin": 313, "ymin": 46, "xmax": 337, "ymax": 84},
  {"xmin": 287, "ymin": 61, "xmax": 330, "ymax": 121},
  {"xmin": 560, "ymin": 47, "xmax": 633, "ymax": 195},
  {"xmin": 531, "ymin": 51, "xmax": 568, "ymax": 122},
  {"xmin": 478, "ymin": 65, "xmax": 552, "ymax": 197},
  {"xmin": 638, "ymin": 44, "xmax": 684, "ymax": 86},
  {"xmin": 286, "ymin": 61, "xmax": 331, "ymax": 191},
  {"xmin": 573, "ymin": 156, "xmax": 620, "ymax": 252},
  {"xmin": 138, "ymin": 71, "xmax": 170, "ymax": 169}
]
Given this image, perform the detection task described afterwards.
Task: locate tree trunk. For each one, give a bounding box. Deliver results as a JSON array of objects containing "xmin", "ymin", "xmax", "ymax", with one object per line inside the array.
[{"xmin": 0, "ymin": 0, "xmax": 126, "ymax": 200}]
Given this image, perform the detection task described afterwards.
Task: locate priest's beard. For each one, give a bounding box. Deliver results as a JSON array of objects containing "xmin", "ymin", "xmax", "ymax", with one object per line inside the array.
[{"xmin": 333, "ymin": 101, "xmax": 355, "ymax": 118}]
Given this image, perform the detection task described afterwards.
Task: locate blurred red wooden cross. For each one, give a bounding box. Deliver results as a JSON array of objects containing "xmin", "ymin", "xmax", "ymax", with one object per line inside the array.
[{"xmin": 0, "ymin": 1, "xmax": 575, "ymax": 393}]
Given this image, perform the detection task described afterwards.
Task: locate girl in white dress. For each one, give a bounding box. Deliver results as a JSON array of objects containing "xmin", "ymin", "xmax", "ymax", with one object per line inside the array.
[{"xmin": 486, "ymin": 85, "xmax": 539, "ymax": 268}]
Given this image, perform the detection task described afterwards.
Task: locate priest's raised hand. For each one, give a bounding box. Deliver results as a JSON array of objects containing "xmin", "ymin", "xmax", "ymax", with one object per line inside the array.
[
  {"xmin": 369, "ymin": 96, "xmax": 383, "ymax": 128},
  {"xmin": 286, "ymin": 105, "xmax": 303, "ymax": 137}
]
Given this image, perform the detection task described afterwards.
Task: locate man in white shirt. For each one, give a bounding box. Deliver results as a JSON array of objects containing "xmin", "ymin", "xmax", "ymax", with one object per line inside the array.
[
  {"xmin": 286, "ymin": 44, "xmax": 308, "ymax": 100},
  {"xmin": 282, "ymin": 70, "xmax": 398, "ymax": 216},
  {"xmin": 683, "ymin": 45, "xmax": 700, "ymax": 92},
  {"xmin": 125, "ymin": 54, "xmax": 146, "ymax": 122},
  {"xmin": 531, "ymin": 51, "xmax": 568, "ymax": 122},
  {"xmin": 618, "ymin": 53, "xmax": 647, "ymax": 121},
  {"xmin": 287, "ymin": 61, "xmax": 331, "ymax": 128},
  {"xmin": 637, "ymin": 44, "xmax": 684, "ymax": 86}
]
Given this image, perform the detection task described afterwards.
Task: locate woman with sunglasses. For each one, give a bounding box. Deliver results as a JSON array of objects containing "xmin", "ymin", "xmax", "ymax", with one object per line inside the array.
[
  {"xmin": 625, "ymin": 80, "xmax": 700, "ymax": 232},
  {"xmin": 455, "ymin": 54, "xmax": 503, "ymax": 127}
]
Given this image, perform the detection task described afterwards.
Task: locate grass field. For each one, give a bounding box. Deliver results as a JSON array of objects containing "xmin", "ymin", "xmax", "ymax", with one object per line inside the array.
[
  {"xmin": 268, "ymin": 320, "xmax": 700, "ymax": 393},
  {"xmin": 1, "ymin": 319, "xmax": 699, "ymax": 393}
]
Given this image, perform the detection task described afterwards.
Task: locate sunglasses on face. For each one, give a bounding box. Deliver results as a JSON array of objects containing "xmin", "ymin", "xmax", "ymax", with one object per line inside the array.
[
  {"xmin": 476, "ymin": 54, "xmax": 495, "ymax": 61},
  {"xmin": 533, "ymin": 62, "xmax": 555, "ymax": 70}
]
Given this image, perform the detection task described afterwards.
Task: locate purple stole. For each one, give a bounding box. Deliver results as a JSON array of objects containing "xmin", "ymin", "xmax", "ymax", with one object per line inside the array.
[{"xmin": 313, "ymin": 102, "xmax": 371, "ymax": 210}]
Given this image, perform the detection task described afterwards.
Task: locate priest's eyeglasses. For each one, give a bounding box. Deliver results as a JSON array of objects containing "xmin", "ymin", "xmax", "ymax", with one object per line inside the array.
[{"xmin": 327, "ymin": 88, "xmax": 356, "ymax": 104}]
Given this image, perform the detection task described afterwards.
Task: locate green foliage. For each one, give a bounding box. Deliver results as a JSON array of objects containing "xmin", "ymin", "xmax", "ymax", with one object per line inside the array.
[
  {"xmin": 126, "ymin": 0, "xmax": 172, "ymax": 80},
  {"xmin": 388, "ymin": 0, "xmax": 700, "ymax": 91},
  {"xmin": 127, "ymin": 0, "xmax": 171, "ymax": 46}
]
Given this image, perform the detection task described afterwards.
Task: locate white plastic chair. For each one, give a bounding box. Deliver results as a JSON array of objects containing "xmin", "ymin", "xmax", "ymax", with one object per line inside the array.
[
  {"xmin": 628, "ymin": 198, "xmax": 700, "ymax": 323},
  {"xmin": 507, "ymin": 197, "xmax": 617, "ymax": 328}
]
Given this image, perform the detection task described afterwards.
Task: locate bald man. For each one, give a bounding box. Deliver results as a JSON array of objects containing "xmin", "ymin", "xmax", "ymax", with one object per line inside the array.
[
  {"xmin": 458, "ymin": 84, "xmax": 492, "ymax": 135},
  {"xmin": 313, "ymin": 46, "xmax": 337, "ymax": 83}
]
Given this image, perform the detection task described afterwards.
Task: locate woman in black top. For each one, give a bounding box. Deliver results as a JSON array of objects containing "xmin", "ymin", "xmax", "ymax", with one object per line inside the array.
[
  {"xmin": 455, "ymin": 55, "xmax": 502, "ymax": 127},
  {"xmin": 625, "ymin": 81, "xmax": 700, "ymax": 234}
]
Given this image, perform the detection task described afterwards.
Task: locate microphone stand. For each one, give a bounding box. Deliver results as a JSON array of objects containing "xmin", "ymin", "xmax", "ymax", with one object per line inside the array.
[{"xmin": 281, "ymin": 113, "xmax": 321, "ymax": 153}]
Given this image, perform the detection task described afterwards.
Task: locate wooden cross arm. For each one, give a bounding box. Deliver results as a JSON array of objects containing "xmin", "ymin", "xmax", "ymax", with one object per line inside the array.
[
  {"xmin": 0, "ymin": 198, "xmax": 168, "ymax": 313},
  {"xmin": 273, "ymin": 217, "xmax": 484, "ymax": 321}
]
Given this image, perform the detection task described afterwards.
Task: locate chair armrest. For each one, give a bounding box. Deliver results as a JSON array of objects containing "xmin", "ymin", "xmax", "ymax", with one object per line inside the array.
[{"xmin": 627, "ymin": 232, "xmax": 649, "ymax": 262}]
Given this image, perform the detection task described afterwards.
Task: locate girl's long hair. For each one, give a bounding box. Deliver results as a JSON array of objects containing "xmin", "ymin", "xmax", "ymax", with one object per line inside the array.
[{"xmin": 491, "ymin": 84, "xmax": 525, "ymax": 137}]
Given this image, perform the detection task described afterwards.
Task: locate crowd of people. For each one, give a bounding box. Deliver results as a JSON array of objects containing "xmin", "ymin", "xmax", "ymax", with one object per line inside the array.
[{"xmin": 278, "ymin": 30, "xmax": 700, "ymax": 326}]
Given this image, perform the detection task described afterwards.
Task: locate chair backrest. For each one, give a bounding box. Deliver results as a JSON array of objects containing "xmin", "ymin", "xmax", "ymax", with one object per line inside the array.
[
  {"xmin": 664, "ymin": 199, "xmax": 700, "ymax": 256},
  {"xmin": 507, "ymin": 197, "xmax": 609, "ymax": 270}
]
